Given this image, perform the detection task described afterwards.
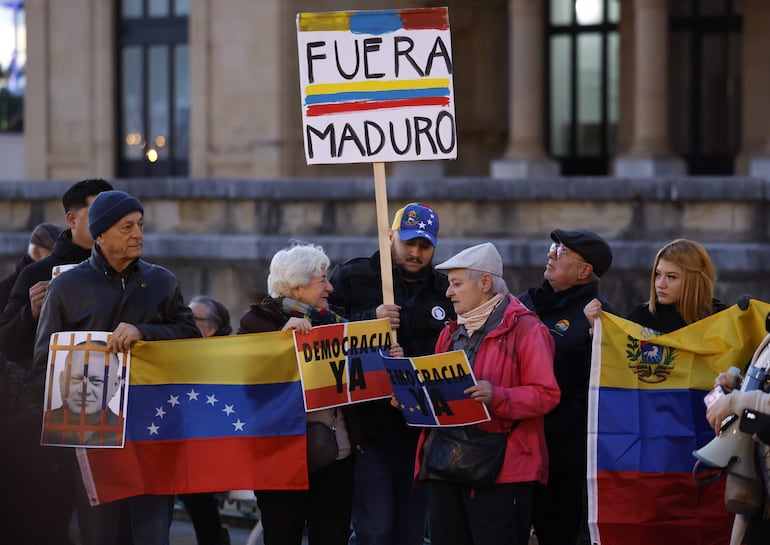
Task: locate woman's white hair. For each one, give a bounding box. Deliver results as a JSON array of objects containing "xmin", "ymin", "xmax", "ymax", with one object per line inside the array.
[
  {"xmin": 267, "ymin": 242, "xmax": 330, "ymax": 298},
  {"xmin": 466, "ymin": 269, "xmax": 509, "ymax": 296}
]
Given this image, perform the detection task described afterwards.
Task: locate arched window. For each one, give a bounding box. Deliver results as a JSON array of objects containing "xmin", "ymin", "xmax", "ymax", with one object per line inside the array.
[
  {"xmin": 117, "ymin": 0, "xmax": 189, "ymax": 176},
  {"xmin": 547, "ymin": 0, "xmax": 620, "ymax": 175}
]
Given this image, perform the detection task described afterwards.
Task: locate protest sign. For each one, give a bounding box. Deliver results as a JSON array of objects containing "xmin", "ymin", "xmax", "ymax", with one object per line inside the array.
[
  {"xmin": 296, "ymin": 7, "xmax": 456, "ymax": 165},
  {"xmin": 293, "ymin": 318, "xmax": 395, "ymax": 411},
  {"xmin": 42, "ymin": 331, "xmax": 129, "ymax": 448},
  {"xmin": 383, "ymin": 350, "xmax": 490, "ymax": 426}
]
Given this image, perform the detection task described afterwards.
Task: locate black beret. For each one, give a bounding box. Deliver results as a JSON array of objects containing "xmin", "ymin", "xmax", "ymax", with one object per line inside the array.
[{"xmin": 550, "ymin": 229, "xmax": 613, "ymax": 277}]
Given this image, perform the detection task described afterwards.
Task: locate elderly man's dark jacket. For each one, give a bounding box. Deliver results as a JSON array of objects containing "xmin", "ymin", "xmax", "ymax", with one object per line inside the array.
[
  {"xmin": 519, "ymin": 280, "xmax": 614, "ymax": 469},
  {"xmin": 22, "ymin": 245, "xmax": 199, "ymax": 411},
  {"xmin": 0, "ymin": 230, "xmax": 91, "ymax": 367}
]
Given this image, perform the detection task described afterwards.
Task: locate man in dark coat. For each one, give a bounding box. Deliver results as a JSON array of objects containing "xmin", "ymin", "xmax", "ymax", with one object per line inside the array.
[
  {"xmin": 519, "ymin": 229, "xmax": 615, "ymax": 545},
  {"xmin": 0, "ymin": 222, "xmax": 61, "ymax": 311},
  {"xmin": 329, "ymin": 202, "xmax": 455, "ymax": 545},
  {"xmin": 0, "ymin": 179, "xmax": 113, "ymax": 369},
  {"xmin": 0, "ymin": 179, "xmax": 112, "ymax": 545},
  {"xmin": 24, "ymin": 190, "xmax": 200, "ymax": 545}
]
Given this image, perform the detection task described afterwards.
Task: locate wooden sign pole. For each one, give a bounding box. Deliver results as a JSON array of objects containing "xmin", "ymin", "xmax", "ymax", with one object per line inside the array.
[{"xmin": 373, "ymin": 162, "xmax": 397, "ymax": 342}]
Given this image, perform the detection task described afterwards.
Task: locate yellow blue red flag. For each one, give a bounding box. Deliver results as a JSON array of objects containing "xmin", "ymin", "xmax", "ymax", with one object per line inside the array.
[
  {"xmin": 587, "ymin": 300, "xmax": 770, "ymax": 545},
  {"xmin": 79, "ymin": 330, "xmax": 308, "ymax": 505}
]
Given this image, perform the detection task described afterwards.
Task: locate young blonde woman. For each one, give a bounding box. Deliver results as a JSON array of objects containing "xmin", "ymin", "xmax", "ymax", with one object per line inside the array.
[{"xmin": 584, "ymin": 238, "xmax": 725, "ymax": 333}]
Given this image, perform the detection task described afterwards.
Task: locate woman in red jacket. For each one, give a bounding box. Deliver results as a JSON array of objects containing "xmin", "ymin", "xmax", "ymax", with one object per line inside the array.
[{"xmin": 415, "ymin": 242, "xmax": 560, "ymax": 545}]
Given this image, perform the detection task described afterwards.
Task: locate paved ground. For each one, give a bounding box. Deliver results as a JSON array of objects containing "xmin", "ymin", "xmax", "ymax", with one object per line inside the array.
[
  {"xmin": 169, "ymin": 512, "xmax": 262, "ymax": 545},
  {"xmin": 170, "ymin": 494, "xmax": 269, "ymax": 545}
]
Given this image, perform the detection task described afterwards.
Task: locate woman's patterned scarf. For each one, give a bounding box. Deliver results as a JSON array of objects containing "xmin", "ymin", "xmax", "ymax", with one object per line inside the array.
[{"xmin": 281, "ymin": 296, "xmax": 347, "ymax": 326}]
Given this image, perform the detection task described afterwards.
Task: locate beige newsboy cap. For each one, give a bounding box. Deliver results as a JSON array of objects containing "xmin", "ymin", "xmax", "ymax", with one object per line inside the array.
[{"xmin": 435, "ymin": 242, "xmax": 503, "ymax": 277}]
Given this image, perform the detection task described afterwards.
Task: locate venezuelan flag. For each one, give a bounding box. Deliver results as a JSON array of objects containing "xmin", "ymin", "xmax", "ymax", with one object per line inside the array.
[
  {"xmin": 79, "ymin": 331, "xmax": 308, "ymax": 505},
  {"xmin": 588, "ymin": 300, "xmax": 770, "ymax": 545}
]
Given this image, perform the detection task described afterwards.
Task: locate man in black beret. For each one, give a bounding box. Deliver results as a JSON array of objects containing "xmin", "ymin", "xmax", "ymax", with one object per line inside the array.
[{"xmin": 518, "ymin": 228, "xmax": 615, "ymax": 545}]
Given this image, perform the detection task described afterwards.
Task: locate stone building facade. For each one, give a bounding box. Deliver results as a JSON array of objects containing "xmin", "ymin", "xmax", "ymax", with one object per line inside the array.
[{"xmin": 1, "ymin": 1, "xmax": 769, "ymax": 329}]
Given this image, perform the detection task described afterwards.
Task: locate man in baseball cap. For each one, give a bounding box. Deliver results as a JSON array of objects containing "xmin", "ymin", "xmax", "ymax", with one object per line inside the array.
[
  {"xmin": 390, "ymin": 202, "xmax": 440, "ymax": 248},
  {"xmin": 519, "ymin": 228, "xmax": 615, "ymax": 545},
  {"xmin": 328, "ymin": 202, "xmax": 455, "ymax": 545}
]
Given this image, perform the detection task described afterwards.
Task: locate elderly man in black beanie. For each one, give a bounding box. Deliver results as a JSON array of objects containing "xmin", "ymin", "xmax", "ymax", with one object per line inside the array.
[
  {"xmin": 23, "ymin": 189, "xmax": 200, "ymax": 545},
  {"xmin": 518, "ymin": 228, "xmax": 616, "ymax": 545}
]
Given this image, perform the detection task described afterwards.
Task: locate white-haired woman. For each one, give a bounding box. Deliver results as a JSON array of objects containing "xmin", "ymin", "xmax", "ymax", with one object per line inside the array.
[{"xmin": 238, "ymin": 242, "xmax": 401, "ymax": 545}]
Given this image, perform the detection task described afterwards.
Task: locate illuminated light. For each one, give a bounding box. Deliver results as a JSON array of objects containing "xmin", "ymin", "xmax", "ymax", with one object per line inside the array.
[
  {"xmin": 575, "ymin": 0, "xmax": 601, "ymax": 24},
  {"xmin": 146, "ymin": 148, "xmax": 158, "ymax": 162},
  {"xmin": 155, "ymin": 135, "xmax": 166, "ymax": 148}
]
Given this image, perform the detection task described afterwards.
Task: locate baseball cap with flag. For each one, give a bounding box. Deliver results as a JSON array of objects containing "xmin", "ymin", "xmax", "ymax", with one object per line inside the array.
[{"xmin": 391, "ymin": 203, "xmax": 439, "ymax": 247}]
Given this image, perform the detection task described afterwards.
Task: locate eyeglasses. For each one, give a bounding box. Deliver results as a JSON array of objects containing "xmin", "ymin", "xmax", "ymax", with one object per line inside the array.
[{"xmin": 548, "ymin": 242, "xmax": 585, "ymax": 263}]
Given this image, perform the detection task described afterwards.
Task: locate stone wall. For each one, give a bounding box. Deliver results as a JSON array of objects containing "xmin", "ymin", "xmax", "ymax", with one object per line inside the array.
[{"xmin": 0, "ymin": 176, "xmax": 768, "ymax": 329}]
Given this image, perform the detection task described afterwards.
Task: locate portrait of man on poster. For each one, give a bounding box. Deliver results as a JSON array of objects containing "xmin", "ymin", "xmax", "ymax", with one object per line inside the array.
[{"xmin": 42, "ymin": 338, "xmax": 126, "ymax": 447}]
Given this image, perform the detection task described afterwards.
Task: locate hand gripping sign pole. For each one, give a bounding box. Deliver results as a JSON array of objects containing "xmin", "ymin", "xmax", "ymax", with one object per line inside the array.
[{"xmin": 296, "ymin": 7, "xmax": 457, "ymax": 341}]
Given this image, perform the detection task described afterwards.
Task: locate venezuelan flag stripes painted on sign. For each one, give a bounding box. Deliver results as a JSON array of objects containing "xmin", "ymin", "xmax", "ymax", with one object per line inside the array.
[
  {"xmin": 587, "ymin": 300, "xmax": 770, "ymax": 545},
  {"xmin": 79, "ymin": 331, "xmax": 307, "ymax": 505}
]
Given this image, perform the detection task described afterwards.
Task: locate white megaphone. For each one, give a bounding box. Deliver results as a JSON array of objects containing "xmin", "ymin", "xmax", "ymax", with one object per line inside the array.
[
  {"xmin": 693, "ymin": 331, "xmax": 770, "ymax": 480},
  {"xmin": 692, "ymin": 415, "xmax": 758, "ymax": 480}
]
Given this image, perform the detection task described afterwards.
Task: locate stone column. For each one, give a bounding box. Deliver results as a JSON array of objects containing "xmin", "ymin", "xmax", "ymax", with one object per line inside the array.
[
  {"xmin": 491, "ymin": 0, "xmax": 559, "ymax": 178},
  {"xmin": 614, "ymin": 0, "xmax": 685, "ymax": 176},
  {"xmin": 742, "ymin": 0, "xmax": 770, "ymax": 176}
]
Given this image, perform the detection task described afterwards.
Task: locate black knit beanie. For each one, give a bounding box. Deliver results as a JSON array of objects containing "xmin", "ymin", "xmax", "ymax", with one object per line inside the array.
[{"xmin": 88, "ymin": 190, "xmax": 144, "ymax": 239}]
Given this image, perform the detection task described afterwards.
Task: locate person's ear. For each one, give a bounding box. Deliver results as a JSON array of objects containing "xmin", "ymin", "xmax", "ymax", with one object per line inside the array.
[
  {"xmin": 481, "ymin": 273, "xmax": 493, "ymax": 294},
  {"xmin": 579, "ymin": 263, "xmax": 593, "ymax": 280},
  {"xmin": 66, "ymin": 210, "xmax": 77, "ymax": 230}
]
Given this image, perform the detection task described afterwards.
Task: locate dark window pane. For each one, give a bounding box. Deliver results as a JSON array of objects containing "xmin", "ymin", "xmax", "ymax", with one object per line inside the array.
[
  {"xmin": 148, "ymin": 46, "xmax": 169, "ymax": 162},
  {"xmin": 149, "ymin": 0, "xmax": 170, "ymax": 18},
  {"xmin": 607, "ymin": 32, "xmax": 619, "ymax": 154},
  {"xmin": 550, "ymin": 36, "xmax": 571, "ymax": 155},
  {"xmin": 174, "ymin": 0, "xmax": 189, "ymax": 17},
  {"xmin": 669, "ymin": 31, "xmax": 692, "ymax": 154},
  {"xmin": 174, "ymin": 44, "xmax": 189, "ymax": 159},
  {"xmin": 122, "ymin": 47, "xmax": 144, "ymax": 160},
  {"xmin": 550, "ymin": 0, "xmax": 572, "ymax": 25},
  {"xmin": 670, "ymin": 1, "xmax": 692, "ymax": 17},
  {"xmin": 122, "ymin": 0, "xmax": 142, "ymax": 19},
  {"xmin": 577, "ymin": 33, "xmax": 601, "ymax": 155},
  {"xmin": 699, "ymin": 0, "xmax": 726, "ymax": 16}
]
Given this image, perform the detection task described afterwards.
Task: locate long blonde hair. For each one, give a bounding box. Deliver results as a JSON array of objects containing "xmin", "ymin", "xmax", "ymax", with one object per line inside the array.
[{"xmin": 648, "ymin": 239, "xmax": 716, "ymax": 324}]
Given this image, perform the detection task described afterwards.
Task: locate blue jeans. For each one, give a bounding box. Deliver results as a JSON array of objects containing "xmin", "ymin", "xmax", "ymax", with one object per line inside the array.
[
  {"xmin": 75, "ymin": 488, "xmax": 173, "ymax": 545},
  {"xmin": 349, "ymin": 443, "xmax": 427, "ymax": 545}
]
